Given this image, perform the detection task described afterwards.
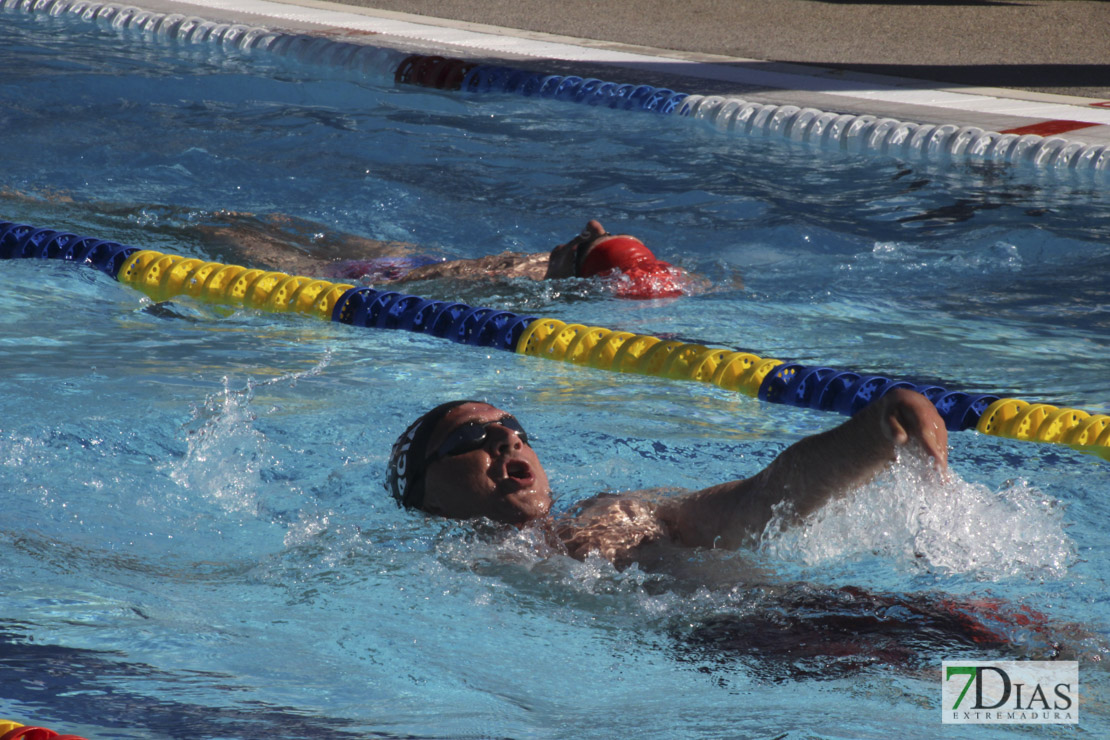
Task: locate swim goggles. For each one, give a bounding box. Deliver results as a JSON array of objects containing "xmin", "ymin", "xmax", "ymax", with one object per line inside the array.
[{"xmin": 425, "ymin": 415, "xmax": 530, "ymax": 464}]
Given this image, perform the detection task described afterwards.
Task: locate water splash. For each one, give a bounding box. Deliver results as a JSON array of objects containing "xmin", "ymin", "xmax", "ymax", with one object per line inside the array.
[
  {"xmin": 759, "ymin": 450, "xmax": 1075, "ymax": 581},
  {"xmin": 166, "ymin": 375, "xmax": 267, "ymax": 514},
  {"xmin": 163, "ymin": 352, "xmax": 332, "ymax": 515}
]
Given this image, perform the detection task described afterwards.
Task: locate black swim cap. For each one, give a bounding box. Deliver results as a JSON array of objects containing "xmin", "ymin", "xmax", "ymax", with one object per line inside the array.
[{"xmin": 387, "ymin": 400, "xmax": 481, "ymax": 509}]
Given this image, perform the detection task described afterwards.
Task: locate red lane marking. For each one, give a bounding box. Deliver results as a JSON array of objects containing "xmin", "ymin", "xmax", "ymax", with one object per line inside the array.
[{"xmin": 1000, "ymin": 120, "xmax": 1101, "ymax": 136}]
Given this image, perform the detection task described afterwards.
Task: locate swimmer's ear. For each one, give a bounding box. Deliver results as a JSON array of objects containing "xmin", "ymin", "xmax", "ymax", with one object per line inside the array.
[{"xmin": 419, "ymin": 488, "xmax": 444, "ymax": 516}]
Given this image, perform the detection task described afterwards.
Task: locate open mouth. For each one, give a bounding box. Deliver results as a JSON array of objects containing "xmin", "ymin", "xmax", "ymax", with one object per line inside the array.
[{"xmin": 499, "ymin": 459, "xmax": 535, "ymax": 493}]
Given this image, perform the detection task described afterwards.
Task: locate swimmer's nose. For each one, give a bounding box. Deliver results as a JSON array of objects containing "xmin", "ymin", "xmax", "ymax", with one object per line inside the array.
[{"xmin": 485, "ymin": 423, "xmax": 525, "ymax": 455}]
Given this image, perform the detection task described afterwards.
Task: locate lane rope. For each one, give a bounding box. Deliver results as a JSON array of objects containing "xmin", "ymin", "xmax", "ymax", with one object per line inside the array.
[
  {"xmin": 3, "ymin": 220, "xmax": 1107, "ymax": 460},
  {"xmin": 3, "ymin": 0, "xmax": 1108, "ymax": 175}
]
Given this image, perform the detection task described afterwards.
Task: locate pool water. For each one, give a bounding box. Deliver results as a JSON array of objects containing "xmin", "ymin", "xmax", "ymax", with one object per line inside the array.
[{"xmin": 1, "ymin": 6, "xmax": 1109, "ymax": 739}]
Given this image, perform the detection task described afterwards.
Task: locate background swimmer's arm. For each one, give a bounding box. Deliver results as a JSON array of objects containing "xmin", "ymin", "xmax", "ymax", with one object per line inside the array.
[
  {"xmin": 1, "ymin": 189, "xmax": 586, "ymax": 284},
  {"xmin": 657, "ymin": 389, "xmax": 948, "ymax": 550},
  {"xmin": 399, "ymin": 251, "xmax": 552, "ymax": 282},
  {"xmin": 201, "ymin": 215, "xmax": 556, "ymax": 281}
]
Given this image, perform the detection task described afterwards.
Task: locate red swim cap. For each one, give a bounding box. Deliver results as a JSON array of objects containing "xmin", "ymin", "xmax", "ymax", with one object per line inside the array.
[
  {"xmin": 577, "ymin": 236, "xmax": 686, "ymax": 299},
  {"xmin": 578, "ymin": 236, "xmax": 657, "ymax": 278}
]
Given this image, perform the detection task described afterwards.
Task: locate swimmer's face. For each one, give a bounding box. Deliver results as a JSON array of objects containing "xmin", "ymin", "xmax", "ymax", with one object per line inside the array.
[
  {"xmin": 420, "ymin": 403, "xmax": 552, "ymax": 526},
  {"xmin": 546, "ymin": 219, "xmax": 642, "ymax": 279}
]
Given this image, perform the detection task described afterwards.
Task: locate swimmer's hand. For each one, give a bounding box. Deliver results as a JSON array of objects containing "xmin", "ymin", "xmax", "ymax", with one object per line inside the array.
[
  {"xmin": 557, "ymin": 494, "xmax": 668, "ymax": 566},
  {"xmin": 874, "ymin": 388, "xmax": 948, "ymax": 471}
]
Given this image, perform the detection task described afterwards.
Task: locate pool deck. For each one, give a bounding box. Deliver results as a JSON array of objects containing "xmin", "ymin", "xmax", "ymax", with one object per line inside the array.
[{"xmin": 148, "ymin": 0, "xmax": 1110, "ymax": 146}]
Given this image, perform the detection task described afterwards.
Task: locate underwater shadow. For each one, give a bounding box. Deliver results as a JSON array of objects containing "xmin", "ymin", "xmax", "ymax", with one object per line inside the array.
[
  {"xmin": 0, "ymin": 620, "xmax": 397, "ymax": 740},
  {"xmin": 663, "ymin": 585, "xmax": 1060, "ymax": 684}
]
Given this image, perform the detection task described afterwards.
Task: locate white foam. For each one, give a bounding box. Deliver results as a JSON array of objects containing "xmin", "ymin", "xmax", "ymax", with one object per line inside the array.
[{"xmin": 759, "ymin": 450, "xmax": 1076, "ymax": 581}]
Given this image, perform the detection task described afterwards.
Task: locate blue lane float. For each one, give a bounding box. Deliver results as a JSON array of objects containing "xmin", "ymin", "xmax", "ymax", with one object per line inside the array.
[
  {"xmin": 390, "ymin": 49, "xmax": 1107, "ymax": 174},
  {"xmin": 332, "ymin": 286, "xmax": 533, "ymax": 351},
  {"xmin": 0, "ymin": 223, "xmax": 137, "ymax": 276},
  {"xmin": 391, "ymin": 53, "xmax": 689, "ymax": 113}
]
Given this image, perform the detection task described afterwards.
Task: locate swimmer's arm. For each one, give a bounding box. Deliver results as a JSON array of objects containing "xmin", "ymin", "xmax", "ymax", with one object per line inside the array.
[
  {"xmin": 352, "ymin": 218, "xmax": 611, "ymax": 282},
  {"xmin": 657, "ymin": 389, "xmax": 948, "ymax": 550},
  {"xmin": 195, "ymin": 217, "xmax": 553, "ymax": 282},
  {"xmin": 399, "ymin": 251, "xmax": 551, "ymax": 282}
]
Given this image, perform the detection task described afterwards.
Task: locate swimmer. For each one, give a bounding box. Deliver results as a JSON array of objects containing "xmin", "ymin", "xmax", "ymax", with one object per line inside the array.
[
  {"xmin": 387, "ymin": 392, "xmax": 1072, "ymax": 670},
  {"xmin": 221, "ymin": 215, "xmax": 695, "ymax": 300},
  {"xmin": 386, "ymin": 388, "xmax": 947, "ymax": 564},
  {"xmin": 0, "ymin": 189, "xmax": 696, "ymax": 298}
]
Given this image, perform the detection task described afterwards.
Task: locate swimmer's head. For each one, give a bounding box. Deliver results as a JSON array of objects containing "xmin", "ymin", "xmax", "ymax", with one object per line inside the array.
[
  {"xmin": 387, "ymin": 399, "xmax": 476, "ymax": 510},
  {"xmin": 546, "ymin": 220, "xmax": 687, "ymax": 299},
  {"xmin": 387, "ymin": 401, "xmax": 552, "ymax": 525}
]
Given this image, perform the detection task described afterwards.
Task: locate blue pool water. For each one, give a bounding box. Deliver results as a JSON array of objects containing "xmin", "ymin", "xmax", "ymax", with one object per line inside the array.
[{"xmin": 1, "ymin": 5, "xmax": 1109, "ymax": 739}]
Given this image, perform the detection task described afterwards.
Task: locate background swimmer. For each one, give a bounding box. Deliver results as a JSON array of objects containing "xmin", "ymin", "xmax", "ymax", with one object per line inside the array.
[
  {"xmin": 210, "ymin": 215, "xmax": 698, "ymax": 299},
  {"xmin": 2, "ymin": 186, "xmax": 712, "ymax": 298}
]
